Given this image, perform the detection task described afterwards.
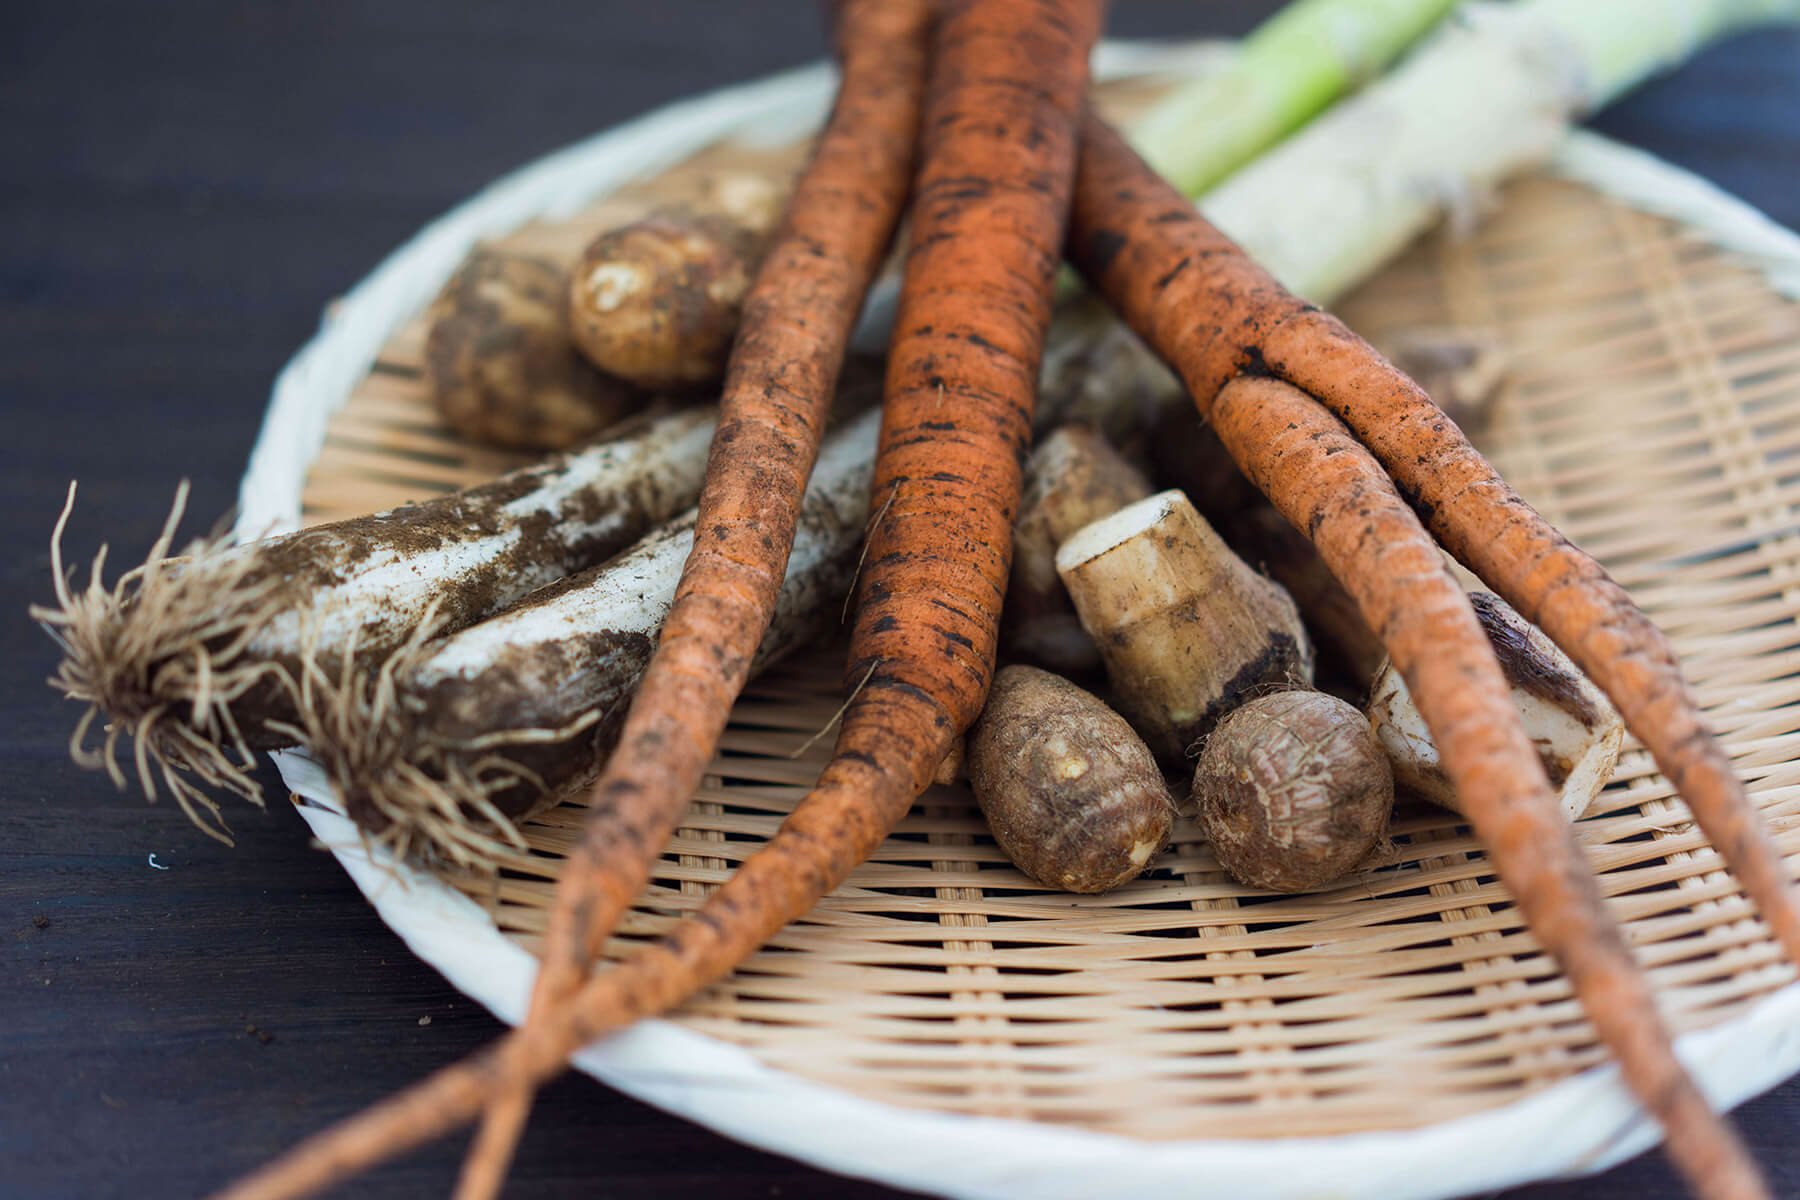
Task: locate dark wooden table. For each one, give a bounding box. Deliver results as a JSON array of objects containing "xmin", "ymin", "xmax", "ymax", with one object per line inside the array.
[{"xmin": 4, "ymin": 3, "xmax": 1797, "ymax": 1197}]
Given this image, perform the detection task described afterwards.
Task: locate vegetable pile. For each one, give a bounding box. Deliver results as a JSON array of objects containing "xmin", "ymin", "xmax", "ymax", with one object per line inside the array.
[{"xmin": 32, "ymin": 1, "xmax": 1800, "ymax": 1198}]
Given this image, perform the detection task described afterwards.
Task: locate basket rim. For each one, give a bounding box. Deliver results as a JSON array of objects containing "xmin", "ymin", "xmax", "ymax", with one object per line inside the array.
[{"xmin": 249, "ymin": 42, "xmax": 1800, "ymax": 1200}]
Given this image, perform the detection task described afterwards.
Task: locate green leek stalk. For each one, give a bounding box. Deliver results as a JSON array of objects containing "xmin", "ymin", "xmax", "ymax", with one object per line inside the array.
[
  {"xmin": 1132, "ymin": 0, "xmax": 1460, "ymax": 197},
  {"xmin": 1188, "ymin": 0, "xmax": 1800, "ymax": 302}
]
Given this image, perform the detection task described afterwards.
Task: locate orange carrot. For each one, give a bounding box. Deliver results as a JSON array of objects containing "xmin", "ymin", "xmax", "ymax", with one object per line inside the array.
[
  {"xmin": 1215, "ymin": 375, "xmax": 1764, "ymax": 1200},
  {"xmin": 1068, "ymin": 110, "xmax": 1772, "ymax": 1200},
  {"xmin": 1068, "ymin": 109, "xmax": 1800, "ymax": 975},
  {"xmin": 205, "ymin": 377, "xmax": 1765, "ymax": 1200},
  {"xmin": 209, "ymin": 770, "xmax": 923, "ymax": 1200},
  {"xmin": 452, "ymin": 1, "xmax": 935, "ymax": 1192},
  {"xmin": 212, "ymin": 4, "xmax": 1102, "ymax": 1197}
]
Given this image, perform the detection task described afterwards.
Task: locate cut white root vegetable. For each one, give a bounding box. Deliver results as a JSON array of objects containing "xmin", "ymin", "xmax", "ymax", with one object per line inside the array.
[
  {"xmin": 35, "ymin": 404, "xmax": 718, "ymax": 842},
  {"xmin": 1366, "ymin": 592, "xmax": 1624, "ymax": 819},
  {"xmin": 1056, "ymin": 489, "xmax": 1313, "ymax": 765},
  {"xmin": 287, "ymin": 407, "xmax": 881, "ymax": 869}
]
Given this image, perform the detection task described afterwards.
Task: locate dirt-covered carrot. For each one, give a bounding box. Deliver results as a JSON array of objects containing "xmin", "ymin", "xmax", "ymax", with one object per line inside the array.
[
  {"xmin": 1220, "ymin": 375, "xmax": 1765, "ymax": 1199},
  {"xmin": 214, "ymin": 4, "xmax": 1101, "ymax": 1192},
  {"xmin": 1069, "ymin": 115, "xmax": 1771, "ymax": 1199},
  {"xmin": 32, "ymin": 404, "xmax": 715, "ymax": 841},
  {"xmin": 836, "ymin": 0, "xmax": 1101, "ymax": 915},
  {"xmin": 455, "ymin": 2, "xmax": 936, "ymax": 1190},
  {"xmin": 1068, "ymin": 108, "xmax": 1800, "ymax": 978},
  {"xmin": 287, "ymin": 409, "xmax": 879, "ymax": 870}
]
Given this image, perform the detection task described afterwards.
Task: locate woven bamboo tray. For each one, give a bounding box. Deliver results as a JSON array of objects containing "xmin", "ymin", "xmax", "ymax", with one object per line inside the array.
[{"xmin": 247, "ymin": 46, "xmax": 1800, "ymax": 1200}]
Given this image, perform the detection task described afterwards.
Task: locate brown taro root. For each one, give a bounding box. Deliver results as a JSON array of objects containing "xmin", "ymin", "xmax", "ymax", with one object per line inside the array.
[
  {"xmin": 1056, "ymin": 489, "xmax": 1313, "ymax": 765},
  {"xmin": 1195, "ymin": 690, "xmax": 1393, "ymax": 893},
  {"xmin": 567, "ymin": 176, "xmax": 783, "ymax": 388},
  {"xmin": 970, "ymin": 666, "xmax": 1174, "ymax": 893},
  {"xmin": 425, "ymin": 246, "xmax": 645, "ymax": 451},
  {"xmin": 1367, "ymin": 591, "xmax": 1625, "ymax": 820},
  {"xmin": 1004, "ymin": 424, "xmax": 1153, "ymax": 675}
]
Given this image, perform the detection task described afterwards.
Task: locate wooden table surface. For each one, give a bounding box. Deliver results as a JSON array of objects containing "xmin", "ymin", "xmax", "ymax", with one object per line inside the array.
[{"xmin": 4, "ymin": 3, "xmax": 1797, "ymax": 1197}]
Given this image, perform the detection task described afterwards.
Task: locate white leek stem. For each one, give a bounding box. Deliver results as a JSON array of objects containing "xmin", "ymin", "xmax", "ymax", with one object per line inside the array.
[
  {"xmin": 1197, "ymin": 0, "xmax": 1800, "ymax": 303},
  {"xmin": 1544, "ymin": 0, "xmax": 1800, "ymax": 103},
  {"xmin": 1132, "ymin": 0, "xmax": 1459, "ymax": 197}
]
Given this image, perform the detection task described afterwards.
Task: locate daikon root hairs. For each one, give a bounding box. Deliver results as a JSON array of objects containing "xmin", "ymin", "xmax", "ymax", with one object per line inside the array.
[
  {"xmin": 265, "ymin": 617, "xmax": 551, "ymax": 872},
  {"xmin": 281, "ymin": 408, "xmax": 881, "ymax": 872},
  {"xmin": 35, "ymin": 482, "xmax": 292, "ymax": 842},
  {"xmin": 32, "ymin": 405, "xmax": 717, "ymax": 839}
]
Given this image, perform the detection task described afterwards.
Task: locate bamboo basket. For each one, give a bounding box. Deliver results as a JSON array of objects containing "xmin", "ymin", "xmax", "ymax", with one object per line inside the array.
[{"xmin": 247, "ymin": 43, "xmax": 1800, "ymax": 1200}]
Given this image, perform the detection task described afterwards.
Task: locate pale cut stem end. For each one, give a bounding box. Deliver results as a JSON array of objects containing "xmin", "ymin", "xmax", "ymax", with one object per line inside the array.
[{"xmin": 1057, "ymin": 490, "xmax": 1314, "ymax": 762}]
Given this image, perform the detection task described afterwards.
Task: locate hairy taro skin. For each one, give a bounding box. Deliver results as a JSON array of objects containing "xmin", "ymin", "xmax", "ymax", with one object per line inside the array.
[
  {"xmin": 568, "ymin": 210, "xmax": 768, "ymax": 388},
  {"xmin": 1195, "ymin": 690, "xmax": 1393, "ymax": 893},
  {"xmin": 969, "ymin": 666, "xmax": 1174, "ymax": 894}
]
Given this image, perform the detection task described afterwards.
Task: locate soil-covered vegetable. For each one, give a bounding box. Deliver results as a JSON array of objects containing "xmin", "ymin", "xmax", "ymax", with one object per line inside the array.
[
  {"xmin": 1195, "ymin": 689, "xmax": 1392, "ymax": 893},
  {"xmin": 426, "ymin": 246, "xmax": 646, "ymax": 450},
  {"xmin": 969, "ymin": 665, "xmax": 1173, "ymax": 893},
  {"xmin": 1004, "ymin": 425, "xmax": 1153, "ymax": 676},
  {"xmin": 567, "ymin": 194, "xmax": 779, "ymax": 389},
  {"xmin": 295, "ymin": 408, "xmax": 881, "ymax": 869},
  {"xmin": 1367, "ymin": 591, "xmax": 1624, "ymax": 819},
  {"xmin": 33, "ymin": 406, "xmax": 715, "ymax": 841}
]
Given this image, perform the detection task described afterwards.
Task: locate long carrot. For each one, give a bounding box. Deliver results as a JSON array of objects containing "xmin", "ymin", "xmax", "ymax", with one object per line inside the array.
[
  {"xmin": 206, "ymin": 372, "xmax": 1765, "ymax": 1200},
  {"xmin": 451, "ymin": 2, "xmax": 935, "ymax": 1193},
  {"xmin": 1068, "ymin": 108, "xmax": 1800, "ymax": 979},
  {"xmin": 1068, "ymin": 111, "xmax": 1772, "ymax": 1200},
  {"xmin": 1214, "ymin": 375, "xmax": 1764, "ymax": 1199},
  {"xmin": 208, "ymin": 763, "xmax": 925, "ymax": 1200},
  {"xmin": 215, "ymin": 3, "xmax": 1102, "ymax": 1196}
]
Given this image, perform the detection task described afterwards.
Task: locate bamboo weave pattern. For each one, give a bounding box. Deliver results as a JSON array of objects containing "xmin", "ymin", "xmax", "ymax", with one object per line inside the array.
[{"xmin": 300, "ymin": 166, "xmax": 1800, "ymax": 1140}]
